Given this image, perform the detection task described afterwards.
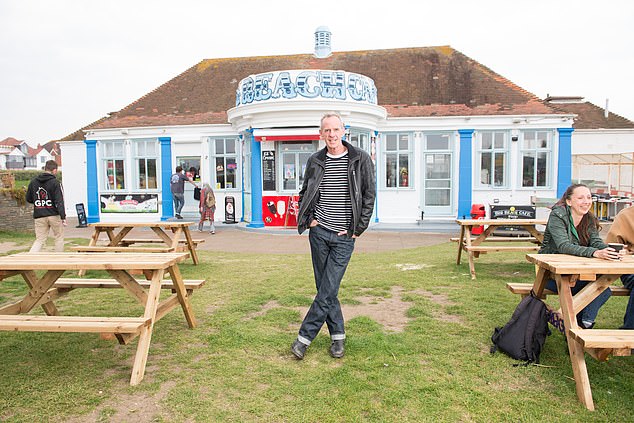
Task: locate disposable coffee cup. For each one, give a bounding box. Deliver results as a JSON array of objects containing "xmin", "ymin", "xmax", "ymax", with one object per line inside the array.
[{"xmin": 608, "ymin": 243, "xmax": 625, "ymax": 252}]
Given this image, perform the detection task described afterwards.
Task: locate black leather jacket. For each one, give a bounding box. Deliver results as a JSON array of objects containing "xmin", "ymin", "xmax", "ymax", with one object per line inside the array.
[{"xmin": 297, "ymin": 141, "xmax": 376, "ymax": 237}]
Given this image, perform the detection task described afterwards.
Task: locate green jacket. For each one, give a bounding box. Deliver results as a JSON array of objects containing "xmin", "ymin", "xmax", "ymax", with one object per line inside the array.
[{"xmin": 539, "ymin": 205, "xmax": 606, "ymax": 257}]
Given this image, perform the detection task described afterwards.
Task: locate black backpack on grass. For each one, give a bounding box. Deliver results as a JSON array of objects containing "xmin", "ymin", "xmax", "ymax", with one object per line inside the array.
[{"xmin": 490, "ymin": 291, "xmax": 550, "ymax": 364}]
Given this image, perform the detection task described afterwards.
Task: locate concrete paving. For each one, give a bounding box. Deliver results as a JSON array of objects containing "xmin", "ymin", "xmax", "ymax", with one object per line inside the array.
[{"xmin": 63, "ymin": 217, "xmax": 456, "ymax": 254}]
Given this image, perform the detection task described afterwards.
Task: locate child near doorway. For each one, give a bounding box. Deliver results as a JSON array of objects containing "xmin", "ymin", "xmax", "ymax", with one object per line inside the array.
[{"xmin": 198, "ymin": 183, "xmax": 216, "ymax": 234}]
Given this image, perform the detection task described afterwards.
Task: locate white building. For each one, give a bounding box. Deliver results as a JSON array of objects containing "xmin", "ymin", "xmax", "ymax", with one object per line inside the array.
[{"xmin": 60, "ymin": 28, "xmax": 592, "ymax": 226}]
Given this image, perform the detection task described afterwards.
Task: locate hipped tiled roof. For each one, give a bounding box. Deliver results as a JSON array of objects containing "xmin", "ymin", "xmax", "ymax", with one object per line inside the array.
[
  {"xmin": 546, "ymin": 101, "xmax": 634, "ymax": 129},
  {"xmin": 64, "ymin": 46, "xmax": 561, "ymax": 139}
]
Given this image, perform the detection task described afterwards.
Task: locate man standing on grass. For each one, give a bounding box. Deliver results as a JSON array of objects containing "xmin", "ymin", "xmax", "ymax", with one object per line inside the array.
[
  {"xmin": 291, "ymin": 112, "xmax": 376, "ymax": 360},
  {"xmin": 26, "ymin": 160, "xmax": 66, "ymax": 252}
]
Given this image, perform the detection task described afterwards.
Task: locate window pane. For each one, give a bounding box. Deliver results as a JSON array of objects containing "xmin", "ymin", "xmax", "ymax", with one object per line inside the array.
[
  {"xmin": 522, "ymin": 152, "xmax": 535, "ymax": 187},
  {"xmin": 215, "ymin": 157, "xmax": 225, "ymax": 189},
  {"xmin": 426, "ymin": 189, "xmax": 450, "ymax": 206},
  {"xmin": 398, "ymin": 134, "xmax": 409, "ymax": 151},
  {"xmin": 537, "ymin": 132, "xmax": 548, "ymax": 148},
  {"xmin": 399, "ymin": 154, "xmax": 409, "ymax": 187},
  {"xmin": 226, "ymin": 139, "xmax": 236, "ymax": 154},
  {"xmin": 147, "ymin": 159, "xmax": 157, "ymax": 189},
  {"xmin": 481, "ymin": 133, "xmax": 492, "ymax": 150},
  {"xmin": 480, "ymin": 152, "xmax": 492, "ymax": 184},
  {"xmin": 138, "ymin": 160, "xmax": 147, "ymax": 189},
  {"xmin": 226, "ymin": 157, "xmax": 236, "ymax": 189},
  {"xmin": 523, "ymin": 131, "xmax": 535, "ymax": 149},
  {"xmin": 215, "ymin": 139, "xmax": 225, "ymax": 155},
  {"xmin": 536, "ymin": 152, "xmax": 547, "ymax": 186},
  {"xmin": 105, "ymin": 160, "xmax": 115, "ymax": 189},
  {"xmin": 386, "ymin": 153, "xmax": 397, "ymax": 187},
  {"xmin": 427, "ymin": 134, "xmax": 449, "ymax": 150},
  {"xmin": 299, "ymin": 152, "xmax": 311, "ymax": 189},
  {"xmin": 494, "ymin": 133, "xmax": 505, "ymax": 148},
  {"xmin": 386, "ymin": 134, "xmax": 397, "ymax": 151},
  {"xmin": 115, "ymin": 159, "xmax": 125, "ymax": 189},
  {"xmin": 283, "ymin": 154, "xmax": 296, "ymax": 190},
  {"xmin": 114, "ymin": 143, "xmax": 124, "ymax": 157},
  {"xmin": 494, "ymin": 154, "xmax": 505, "ymax": 186},
  {"xmin": 427, "ymin": 180, "xmax": 451, "ymax": 188}
]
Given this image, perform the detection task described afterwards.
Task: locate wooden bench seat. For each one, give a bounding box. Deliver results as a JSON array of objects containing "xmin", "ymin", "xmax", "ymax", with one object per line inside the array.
[
  {"xmin": 0, "ymin": 315, "xmax": 150, "ymax": 333},
  {"xmin": 53, "ymin": 278, "xmax": 206, "ymax": 290},
  {"xmin": 450, "ymin": 237, "xmax": 539, "ymax": 243},
  {"xmin": 506, "ymin": 282, "xmax": 631, "ymax": 298},
  {"xmin": 568, "ymin": 329, "xmax": 634, "ymax": 350},
  {"xmin": 464, "ymin": 245, "xmax": 540, "ymax": 253},
  {"xmin": 119, "ymin": 238, "xmax": 205, "ymax": 246},
  {"xmin": 72, "ymin": 246, "xmax": 175, "ymax": 253}
]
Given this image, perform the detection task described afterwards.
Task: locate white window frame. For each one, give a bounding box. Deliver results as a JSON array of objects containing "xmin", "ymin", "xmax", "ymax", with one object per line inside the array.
[
  {"xmin": 100, "ymin": 140, "xmax": 127, "ymax": 191},
  {"xmin": 278, "ymin": 141, "xmax": 316, "ymax": 193},
  {"xmin": 211, "ymin": 137, "xmax": 240, "ymax": 191},
  {"xmin": 383, "ymin": 132, "xmax": 413, "ymax": 189},
  {"xmin": 476, "ymin": 131, "xmax": 508, "ymax": 188},
  {"xmin": 520, "ymin": 130, "xmax": 553, "ymax": 188},
  {"xmin": 133, "ymin": 139, "xmax": 159, "ymax": 191}
]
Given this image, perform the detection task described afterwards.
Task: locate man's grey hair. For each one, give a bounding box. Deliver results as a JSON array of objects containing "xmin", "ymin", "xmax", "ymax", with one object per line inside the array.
[{"xmin": 320, "ymin": 112, "xmax": 344, "ymax": 129}]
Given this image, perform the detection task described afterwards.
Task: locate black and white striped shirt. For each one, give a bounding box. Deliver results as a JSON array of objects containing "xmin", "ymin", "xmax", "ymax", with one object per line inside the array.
[{"xmin": 315, "ymin": 152, "xmax": 352, "ymax": 233}]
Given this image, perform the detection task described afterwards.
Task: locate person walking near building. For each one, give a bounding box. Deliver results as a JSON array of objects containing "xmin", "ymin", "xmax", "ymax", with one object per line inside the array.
[
  {"xmin": 605, "ymin": 206, "xmax": 634, "ymax": 329},
  {"xmin": 291, "ymin": 112, "xmax": 376, "ymax": 360},
  {"xmin": 198, "ymin": 183, "xmax": 216, "ymax": 234},
  {"xmin": 170, "ymin": 165, "xmax": 197, "ymax": 219},
  {"xmin": 26, "ymin": 160, "xmax": 66, "ymax": 252}
]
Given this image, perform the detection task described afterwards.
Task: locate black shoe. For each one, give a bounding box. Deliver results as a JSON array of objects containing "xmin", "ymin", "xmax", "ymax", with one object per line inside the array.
[
  {"xmin": 175, "ymin": 214, "xmax": 183, "ymax": 219},
  {"xmin": 330, "ymin": 340, "xmax": 345, "ymax": 358},
  {"xmin": 577, "ymin": 316, "xmax": 595, "ymax": 329},
  {"xmin": 291, "ymin": 339, "xmax": 308, "ymax": 360}
]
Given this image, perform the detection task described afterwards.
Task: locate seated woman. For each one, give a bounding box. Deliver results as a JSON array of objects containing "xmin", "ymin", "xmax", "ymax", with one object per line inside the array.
[{"xmin": 539, "ymin": 184, "xmax": 622, "ymax": 329}]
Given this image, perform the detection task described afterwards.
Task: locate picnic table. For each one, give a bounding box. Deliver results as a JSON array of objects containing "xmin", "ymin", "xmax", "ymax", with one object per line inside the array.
[
  {"xmin": 72, "ymin": 221, "xmax": 203, "ymax": 265},
  {"xmin": 525, "ymin": 253, "xmax": 634, "ymax": 411},
  {"xmin": 454, "ymin": 218, "xmax": 547, "ymax": 279},
  {"xmin": 0, "ymin": 252, "xmax": 202, "ymax": 385}
]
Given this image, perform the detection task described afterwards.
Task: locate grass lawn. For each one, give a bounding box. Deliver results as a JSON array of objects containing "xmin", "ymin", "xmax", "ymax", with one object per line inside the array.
[{"xmin": 0, "ymin": 232, "xmax": 632, "ymax": 422}]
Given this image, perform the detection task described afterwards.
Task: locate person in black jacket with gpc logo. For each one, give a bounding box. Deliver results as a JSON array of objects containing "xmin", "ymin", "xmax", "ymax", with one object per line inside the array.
[{"xmin": 26, "ymin": 160, "xmax": 66, "ymax": 252}]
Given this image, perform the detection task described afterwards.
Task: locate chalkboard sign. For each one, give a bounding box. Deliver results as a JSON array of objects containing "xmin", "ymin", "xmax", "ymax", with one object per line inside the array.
[
  {"xmin": 262, "ymin": 151, "xmax": 276, "ymax": 191},
  {"xmin": 75, "ymin": 203, "xmax": 88, "ymax": 227},
  {"xmin": 224, "ymin": 196, "xmax": 237, "ymax": 224}
]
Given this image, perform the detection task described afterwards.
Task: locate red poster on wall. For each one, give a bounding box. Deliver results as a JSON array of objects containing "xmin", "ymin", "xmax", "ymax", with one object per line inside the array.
[{"xmin": 262, "ymin": 195, "xmax": 299, "ymax": 227}]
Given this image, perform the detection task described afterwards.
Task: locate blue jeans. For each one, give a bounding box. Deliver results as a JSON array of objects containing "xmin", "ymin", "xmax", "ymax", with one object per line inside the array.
[
  {"xmin": 173, "ymin": 192, "xmax": 185, "ymax": 215},
  {"xmin": 545, "ymin": 279, "xmax": 612, "ymax": 325},
  {"xmin": 619, "ymin": 274, "xmax": 634, "ymax": 329},
  {"xmin": 297, "ymin": 225, "xmax": 355, "ymax": 345}
]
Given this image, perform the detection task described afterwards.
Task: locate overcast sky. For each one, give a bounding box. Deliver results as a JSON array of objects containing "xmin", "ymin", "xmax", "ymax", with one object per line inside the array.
[{"xmin": 1, "ymin": 0, "xmax": 632, "ymax": 145}]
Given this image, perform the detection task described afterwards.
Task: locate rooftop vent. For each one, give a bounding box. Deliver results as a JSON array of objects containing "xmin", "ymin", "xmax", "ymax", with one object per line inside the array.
[{"xmin": 314, "ymin": 26, "xmax": 332, "ymax": 58}]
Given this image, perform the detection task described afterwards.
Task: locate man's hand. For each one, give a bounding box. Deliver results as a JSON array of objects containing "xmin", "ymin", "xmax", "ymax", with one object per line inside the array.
[{"xmin": 62, "ymin": 219, "xmax": 67, "ymax": 226}]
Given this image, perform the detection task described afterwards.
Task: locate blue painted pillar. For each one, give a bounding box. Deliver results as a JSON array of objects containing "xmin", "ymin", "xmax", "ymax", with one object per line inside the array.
[
  {"xmin": 85, "ymin": 140, "xmax": 99, "ymax": 223},
  {"xmin": 556, "ymin": 128, "xmax": 574, "ymax": 198},
  {"xmin": 247, "ymin": 131, "xmax": 264, "ymax": 228},
  {"xmin": 457, "ymin": 129, "xmax": 474, "ymax": 219},
  {"xmin": 159, "ymin": 137, "xmax": 173, "ymax": 221}
]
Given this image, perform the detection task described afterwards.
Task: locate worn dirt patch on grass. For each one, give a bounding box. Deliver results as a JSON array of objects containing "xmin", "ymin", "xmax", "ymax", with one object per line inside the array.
[
  {"xmin": 66, "ymin": 380, "xmax": 177, "ymax": 423},
  {"xmin": 0, "ymin": 241, "xmax": 22, "ymax": 254},
  {"xmin": 243, "ymin": 286, "xmax": 463, "ymax": 332}
]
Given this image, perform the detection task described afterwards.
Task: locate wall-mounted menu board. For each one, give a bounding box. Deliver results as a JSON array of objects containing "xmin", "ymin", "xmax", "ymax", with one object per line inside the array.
[{"xmin": 262, "ymin": 151, "xmax": 276, "ymax": 191}]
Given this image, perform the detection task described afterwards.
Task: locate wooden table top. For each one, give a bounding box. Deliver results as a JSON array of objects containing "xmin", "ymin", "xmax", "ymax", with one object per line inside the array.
[
  {"xmin": 456, "ymin": 218, "xmax": 548, "ymax": 226},
  {"xmin": 89, "ymin": 221, "xmax": 195, "ymax": 228},
  {"xmin": 527, "ymin": 253, "xmax": 634, "ymax": 275},
  {"xmin": 0, "ymin": 252, "xmax": 190, "ymax": 271}
]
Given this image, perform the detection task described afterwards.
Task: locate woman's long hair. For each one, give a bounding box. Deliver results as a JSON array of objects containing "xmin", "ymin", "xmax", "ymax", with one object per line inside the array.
[{"xmin": 553, "ymin": 183, "xmax": 600, "ymax": 246}]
